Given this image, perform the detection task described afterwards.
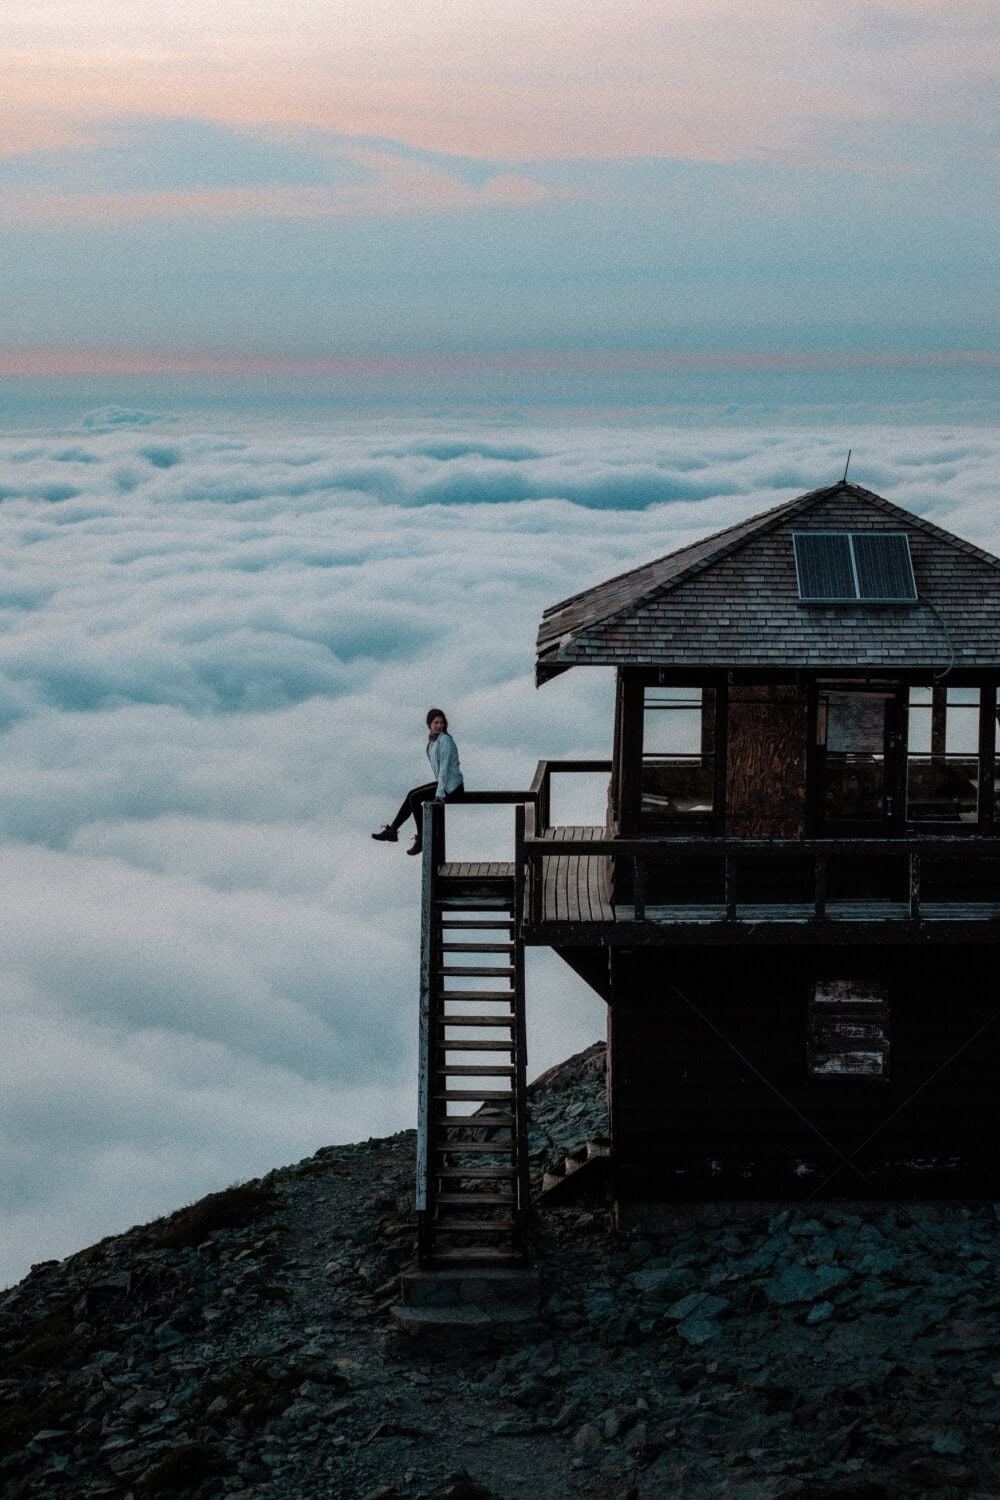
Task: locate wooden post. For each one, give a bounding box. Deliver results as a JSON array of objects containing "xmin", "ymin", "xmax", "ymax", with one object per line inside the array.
[
  {"xmin": 415, "ymin": 800, "xmax": 439, "ymax": 1259},
  {"xmin": 980, "ymin": 684, "xmax": 996, "ymax": 835},
  {"xmin": 512, "ymin": 828, "xmax": 530, "ymax": 1256},
  {"xmin": 634, "ymin": 855, "xmax": 646, "ymax": 920},
  {"xmin": 539, "ymin": 765, "xmax": 551, "ymax": 833},
  {"xmin": 514, "ymin": 801, "xmax": 525, "ymax": 932},
  {"xmin": 909, "ymin": 850, "xmax": 921, "ymax": 921},
  {"xmin": 725, "ymin": 849, "xmax": 737, "ymax": 921},
  {"xmin": 814, "ymin": 849, "xmax": 827, "ymax": 919}
]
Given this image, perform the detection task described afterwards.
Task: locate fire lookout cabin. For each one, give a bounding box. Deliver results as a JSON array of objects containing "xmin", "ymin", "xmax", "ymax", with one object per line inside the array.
[{"xmin": 415, "ymin": 481, "xmax": 1000, "ymax": 1268}]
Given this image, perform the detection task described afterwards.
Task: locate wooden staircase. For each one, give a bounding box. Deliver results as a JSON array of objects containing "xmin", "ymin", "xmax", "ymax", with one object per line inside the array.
[{"xmin": 416, "ymin": 803, "xmax": 530, "ymax": 1267}]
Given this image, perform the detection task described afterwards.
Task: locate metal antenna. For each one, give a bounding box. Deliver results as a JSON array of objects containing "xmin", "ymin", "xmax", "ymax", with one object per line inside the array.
[{"xmin": 842, "ymin": 449, "xmax": 852, "ymax": 483}]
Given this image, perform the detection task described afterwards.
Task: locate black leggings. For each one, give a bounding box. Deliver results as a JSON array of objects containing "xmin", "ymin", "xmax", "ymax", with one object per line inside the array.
[{"xmin": 391, "ymin": 781, "xmax": 465, "ymax": 835}]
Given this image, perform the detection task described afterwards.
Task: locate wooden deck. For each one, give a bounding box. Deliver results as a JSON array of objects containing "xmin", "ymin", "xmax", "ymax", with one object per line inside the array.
[
  {"xmin": 439, "ymin": 827, "xmax": 1000, "ymax": 939},
  {"xmin": 438, "ymin": 862, "xmax": 515, "ymax": 881},
  {"xmin": 536, "ymin": 825, "xmax": 614, "ymax": 924},
  {"xmin": 438, "ymin": 828, "xmax": 613, "ymax": 920}
]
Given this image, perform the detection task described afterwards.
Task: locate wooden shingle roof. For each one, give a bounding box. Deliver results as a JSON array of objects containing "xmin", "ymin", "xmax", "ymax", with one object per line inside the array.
[{"xmin": 536, "ymin": 482, "xmax": 1000, "ymax": 681}]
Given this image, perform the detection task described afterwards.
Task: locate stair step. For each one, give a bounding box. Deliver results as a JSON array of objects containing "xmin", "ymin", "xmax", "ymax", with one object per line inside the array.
[
  {"xmin": 440, "ymin": 920, "xmax": 514, "ymax": 930},
  {"xmin": 433, "ymin": 1140, "xmax": 512, "ymax": 1155},
  {"xmin": 422, "ymin": 866, "xmax": 525, "ymax": 1266},
  {"xmin": 435, "ymin": 895, "xmax": 514, "ymax": 910},
  {"xmin": 436, "ymin": 1065, "xmax": 515, "ymax": 1077},
  {"xmin": 435, "ymin": 1114, "xmax": 514, "ymax": 1128},
  {"xmin": 428, "ymin": 1248, "xmax": 522, "ymax": 1265},
  {"xmin": 439, "ymin": 965, "xmax": 515, "ymax": 978},
  {"xmin": 433, "ymin": 1089, "xmax": 512, "ymax": 1102},
  {"xmin": 438, "ymin": 991, "xmax": 514, "ymax": 1003},
  {"xmin": 441, "ymin": 942, "xmax": 514, "ymax": 953},
  {"xmin": 439, "ymin": 1040, "xmax": 513, "ymax": 1053},
  {"xmin": 434, "ymin": 1165, "xmax": 516, "ymax": 1178},
  {"xmin": 438, "ymin": 1014, "xmax": 515, "ymax": 1028},
  {"xmin": 435, "ymin": 1193, "xmax": 514, "ymax": 1206},
  {"xmin": 433, "ymin": 1219, "xmax": 515, "ymax": 1234}
]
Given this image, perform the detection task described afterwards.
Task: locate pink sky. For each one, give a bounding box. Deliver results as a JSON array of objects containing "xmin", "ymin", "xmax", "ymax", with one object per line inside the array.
[
  {"xmin": 3, "ymin": 347, "xmax": 998, "ymax": 379},
  {"xmin": 1, "ymin": 0, "xmax": 996, "ymax": 379},
  {"xmin": 4, "ymin": 0, "xmax": 996, "ymax": 162}
]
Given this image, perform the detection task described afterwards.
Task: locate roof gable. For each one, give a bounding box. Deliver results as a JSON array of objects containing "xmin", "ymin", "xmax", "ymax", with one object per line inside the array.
[{"xmin": 536, "ymin": 482, "xmax": 1000, "ymax": 680}]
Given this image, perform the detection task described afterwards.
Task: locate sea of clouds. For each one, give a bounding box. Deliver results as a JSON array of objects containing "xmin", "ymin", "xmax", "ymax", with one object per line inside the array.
[{"xmin": 1, "ymin": 411, "xmax": 999, "ymax": 1285}]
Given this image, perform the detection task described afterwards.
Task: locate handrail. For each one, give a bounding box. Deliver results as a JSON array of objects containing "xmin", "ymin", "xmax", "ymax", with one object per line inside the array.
[
  {"xmin": 534, "ymin": 759, "xmax": 613, "ymax": 772},
  {"xmin": 415, "ymin": 798, "xmax": 446, "ymax": 1255},
  {"xmin": 530, "ymin": 758, "xmax": 613, "ymax": 837},
  {"xmin": 522, "ymin": 834, "xmax": 1000, "ymax": 857},
  {"xmin": 458, "ymin": 790, "xmax": 538, "ymax": 804},
  {"xmin": 518, "ymin": 829, "xmax": 1000, "ymax": 925}
]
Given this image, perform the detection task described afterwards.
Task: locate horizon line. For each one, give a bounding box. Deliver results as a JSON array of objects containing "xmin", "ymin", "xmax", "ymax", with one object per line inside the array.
[{"xmin": 3, "ymin": 348, "xmax": 1000, "ymax": 380}]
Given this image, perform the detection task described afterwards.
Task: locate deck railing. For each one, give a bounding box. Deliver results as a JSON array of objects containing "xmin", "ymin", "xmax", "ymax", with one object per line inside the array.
[
  {"xmin": 520, "ymin": 830, "xmax": 1000, "ymax": 923},
  {"xmin": 526, "ymin": 757, "xmax": 613, "ymax": 838},
  {"xmin": 424, "ymin": 762, "xmax": 1000, "ymax": 925}
]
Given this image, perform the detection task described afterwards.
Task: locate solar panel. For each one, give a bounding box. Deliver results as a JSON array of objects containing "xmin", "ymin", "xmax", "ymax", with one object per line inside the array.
[
  {"xmin": 852, "ymin": 533, "xmax": 917, "ymax": 601},
  {"xmin": 793, "ymin": 532, "xmax": 917, "ymax": 603},
  {"xmin": 794, "ymin": 534, "xmax": 855, "ymax": 600}
]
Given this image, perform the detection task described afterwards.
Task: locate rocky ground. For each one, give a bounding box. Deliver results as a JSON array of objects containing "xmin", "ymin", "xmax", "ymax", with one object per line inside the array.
[{"xmin": 3, "ymin": 1042, "xmax": 1000, "ymax": 1500}]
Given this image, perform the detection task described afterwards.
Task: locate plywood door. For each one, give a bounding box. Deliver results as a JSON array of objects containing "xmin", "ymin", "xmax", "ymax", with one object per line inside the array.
[{"xmin": 725, "ymin": 684, "xmax": 808, "ymax": 838}]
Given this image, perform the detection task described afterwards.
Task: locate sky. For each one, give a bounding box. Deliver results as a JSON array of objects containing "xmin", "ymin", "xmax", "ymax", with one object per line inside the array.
[
  {"xmin": 1, "ymin": 2, "xmax": 999, "ymax": 1284},
  {"xmin": 1, "ymin": 0, "xmax": 999, "ymax": 402}
]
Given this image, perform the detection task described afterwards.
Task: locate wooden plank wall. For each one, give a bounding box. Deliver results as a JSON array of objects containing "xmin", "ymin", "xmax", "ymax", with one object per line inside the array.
[{"xmin": 609, "ymin": 945, "xmax": 1000, "ymax": 1199}]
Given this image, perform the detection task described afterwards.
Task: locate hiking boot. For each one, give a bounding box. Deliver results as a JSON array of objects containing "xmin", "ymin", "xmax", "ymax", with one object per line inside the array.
[
  {"xmin": 371, "ymin": 826, "xmax": 398, "ymax": 842},
  {"xmin": 407, "ymin": 838, "xmax": 423, "ymax": 856}
]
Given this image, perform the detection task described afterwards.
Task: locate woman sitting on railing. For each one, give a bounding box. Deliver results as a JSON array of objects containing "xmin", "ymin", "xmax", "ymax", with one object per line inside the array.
[{"xmin": 371, "ymin": 708, "xmax": 465, "ymax": 856}]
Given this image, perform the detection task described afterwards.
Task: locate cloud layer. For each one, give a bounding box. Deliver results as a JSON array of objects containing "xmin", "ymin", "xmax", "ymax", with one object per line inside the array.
[{"xmin": 2, "ymin": 414, "xmax": 1000, "ymax": 1284}]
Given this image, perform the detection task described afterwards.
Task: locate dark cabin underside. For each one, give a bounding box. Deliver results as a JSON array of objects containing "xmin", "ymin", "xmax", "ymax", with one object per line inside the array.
[{"xmin": 607, "ymin": 945, "xmax": 1000, "ymax": 1204}]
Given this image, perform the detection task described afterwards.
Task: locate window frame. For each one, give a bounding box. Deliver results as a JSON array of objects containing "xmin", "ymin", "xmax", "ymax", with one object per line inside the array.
[
  {"xmin": 620, "ymin": 671, "xmax": 726, "ymax": 835},
  {"xmin": 806, "ymin": 979, "xmax": 891, "ymax": 1082}
]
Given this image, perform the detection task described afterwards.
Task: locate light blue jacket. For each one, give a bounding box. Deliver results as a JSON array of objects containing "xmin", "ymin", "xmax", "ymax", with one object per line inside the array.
[{"xmin": 427, "ymin": 731, "xmax": 463, "ymax": 798}]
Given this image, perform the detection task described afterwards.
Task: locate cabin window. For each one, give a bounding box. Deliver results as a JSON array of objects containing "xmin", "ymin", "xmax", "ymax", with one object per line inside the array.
[
  {"xmin": 807, "ymin": 980, "xmax": 889, "ymax": 1078},
  {"xmin": 906, "ymin": 686, "xmax": 980, "ymax": 823},
  {"xmin": 641, "ymin": 686, "xmax": 716, "ymax": 820},
  {"xmin": 818, "ymin": 689, "xmax": 889, "ymax": 822}
]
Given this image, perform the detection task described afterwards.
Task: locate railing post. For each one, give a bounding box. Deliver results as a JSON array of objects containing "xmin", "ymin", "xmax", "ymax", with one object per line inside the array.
[
  {"xmin": 415, "ymin": 800, "xmax": 443, "ymax": 1261},
  {"xmin": 634, "ymin": 855, "xmax": 646, "ymax": 921},
  {"xmin": 725, "ymin": 849, "xmax": 737, "ymax": 921},
  {"xmin": 434, "ymin": 795, "xmax": 446, "ymax": 866},
  {"xmin": 814, "ymin": 849, "xmax": 827, "ymax": 920},
  {"xmin": 514, "ymin": 802, "xmax": 525, "ymax": 932},
  {"xmin": 539, "ymin": 767, "xmax": 550, "ymax": 834},
  {"xmin": 909, "ymin": 850, "xmax": 921, "ymax": 921},
  {"xmin": 511, "ymin": 829, "xmax": 530, "ymax": 1254}
]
